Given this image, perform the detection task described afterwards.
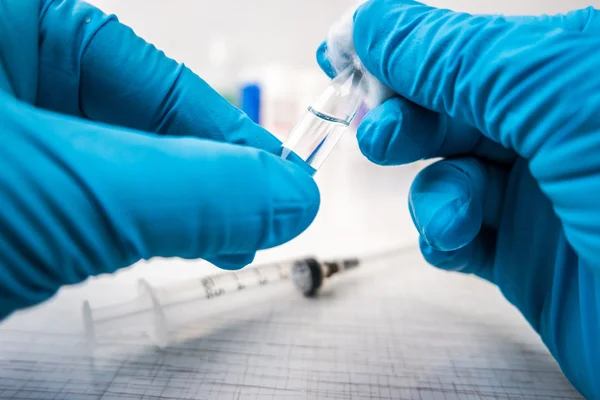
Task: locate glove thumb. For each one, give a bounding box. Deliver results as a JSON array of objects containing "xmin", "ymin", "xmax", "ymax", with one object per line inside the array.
[
  {"xmin": 0, "ymin": 98, "xmax": 319, "ymax": 316},
  {"xmin": 96, "ymin": 131, "xmax": 320, "ymax": 265}
]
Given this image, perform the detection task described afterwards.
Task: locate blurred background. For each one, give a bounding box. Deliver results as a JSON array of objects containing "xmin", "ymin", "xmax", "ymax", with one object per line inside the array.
[{"xmin": 15, "ymin": 0, "xmax": 600, "ymax": 304}]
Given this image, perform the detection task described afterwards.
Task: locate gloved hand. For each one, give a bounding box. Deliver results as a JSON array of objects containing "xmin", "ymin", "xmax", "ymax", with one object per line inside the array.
[
  {"xmin": 0, "ymin": 0, "xmax": 320, "ymax": 320},
  {"xmin": 317, "ymin": 0, "xmax": 600, "ymax": 397}
]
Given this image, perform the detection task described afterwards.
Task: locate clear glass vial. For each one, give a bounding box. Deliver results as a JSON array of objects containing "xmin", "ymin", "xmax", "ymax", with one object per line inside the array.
[{"xmin": 281, "ymin": 67, "xmax": 364, "ymax": 174}]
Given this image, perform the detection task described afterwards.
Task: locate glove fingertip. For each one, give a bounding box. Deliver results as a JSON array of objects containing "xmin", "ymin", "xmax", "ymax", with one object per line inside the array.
[
  {"xmin": 356, "ymin": 112, "xmax": 395, "ymax": 165},
  {"xmin": 422, "ymin": 196, "xmax": 481, "ymax": 252},
  {"xmin": 257, "ymin": 153, "xmax": 321, "ymax": 250},
  {"xmin": 419, "ymin": 229, "xmax": 495, "ymax": 282},
  {"xmin": 419, "ymin": 236, "xmax": 461, "ymax": 271},
  {"xmin": 207, "ymin": 253, "xmax": 256, "ymax": 271},
  {"xmin": 409, "ymin": 162, "xmax": 483, "ymax": 251},
  {"xmin": 357, "ymin": 97, "xmax": 440, "ymax": 165},
  {"xmin": 316, "ymin": 41, "xmax": 337, "ymax": 79}
]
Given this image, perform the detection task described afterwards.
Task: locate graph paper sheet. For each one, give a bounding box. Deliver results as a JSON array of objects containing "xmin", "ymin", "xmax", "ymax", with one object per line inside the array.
[{"xmin": 0, "ymin": 247, "xmax": 582, "ymax": 400}]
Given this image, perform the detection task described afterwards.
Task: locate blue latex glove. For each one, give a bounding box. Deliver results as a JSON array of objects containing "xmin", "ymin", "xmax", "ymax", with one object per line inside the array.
[
  {"xmin": 0, "ymin": 0, "xmax": 320, "ymax": 320},
  {"xmin": 317, "ymin": 1, "xmax": 600, "ymax": 397}
]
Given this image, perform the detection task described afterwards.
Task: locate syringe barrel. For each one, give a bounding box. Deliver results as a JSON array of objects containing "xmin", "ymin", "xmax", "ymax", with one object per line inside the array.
[{"xmin": 82, "ymin": 260, "xmax": 299, "ymax": 348}]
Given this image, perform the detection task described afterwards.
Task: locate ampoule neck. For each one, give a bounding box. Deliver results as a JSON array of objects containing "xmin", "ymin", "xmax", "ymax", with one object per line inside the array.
[{"xmin": 310, "ymin": 67, "xmax": 364, "ymax": 126}]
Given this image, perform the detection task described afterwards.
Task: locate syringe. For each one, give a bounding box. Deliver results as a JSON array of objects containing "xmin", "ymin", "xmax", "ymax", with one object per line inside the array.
[{"xmin": 83, "ymin": 256, "xmax": 360, "ymax": 349}]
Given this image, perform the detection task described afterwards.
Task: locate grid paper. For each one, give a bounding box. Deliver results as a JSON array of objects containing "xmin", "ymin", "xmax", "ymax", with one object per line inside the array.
[{"xmin": 0, "ymin": 248, "xmax": 582, "ymax": 399}]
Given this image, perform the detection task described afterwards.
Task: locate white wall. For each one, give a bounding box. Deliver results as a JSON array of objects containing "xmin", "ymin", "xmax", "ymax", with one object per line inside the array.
[
  {"xmin": 88, "ymin": 0, "xmax": 356, "ymax": 84},
  {"xmin": 89, "ymin": 0, "xmax": 598, "ymax": 75}
]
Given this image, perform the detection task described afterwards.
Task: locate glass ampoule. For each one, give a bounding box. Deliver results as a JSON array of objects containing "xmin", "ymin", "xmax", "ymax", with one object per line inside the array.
[{"xmin": 281, "ymin": 67, "xmax": 364, "ymax": 175}]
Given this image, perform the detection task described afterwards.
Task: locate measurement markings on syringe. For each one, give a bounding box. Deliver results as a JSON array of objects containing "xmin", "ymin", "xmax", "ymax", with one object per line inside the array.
[
  {"xmin": 198, "ymin": 267, "xmax": 292, "ymax": 300},
  {"xmin": 201, "ymin": 277, "xmax": 224, "ymax": 299}
]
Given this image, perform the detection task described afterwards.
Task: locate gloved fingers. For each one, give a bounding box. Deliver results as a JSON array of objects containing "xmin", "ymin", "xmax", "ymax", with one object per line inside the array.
[
  {"xmin": 316, "ymin": 3, "xmax": 593, "ymax": 165},
  {"xmin": 498, "ymin": 7, "xmax": 600, "ymax": 32},
  {"xmin": 409, "ymin": 157, "xmax": 508, "ymax": 252},
  {"xmin": 317, "ymin": 36, "xmax": 514, "ymax": 167},
  {"xmin": 352, "ymin": 0, "xmax": 600, "ymax": 159},
  {"xmin": 316, "ymin": 42, "xmax": 338, "ymax": 79},
  {"xmin": 96, "ymin": 135, "xmax": 320, "ymax": 267},
  {"xmin": 419, "ymin": 227, "xmax": 496, "ymax": 284},
  {"xmin": 357, "ymin": 96, "xmax": 516, "ymax": 165},
  {"xmin": 1, "ymin": 100, "xmax": 320, "ymax": 306},
  {"xmin": 37, "ymin": 1, "xmax": 281, "ymax": 154},
  {"xmin": 315, "ymin": 6, "xmax": 600, "ymax": 80}
]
